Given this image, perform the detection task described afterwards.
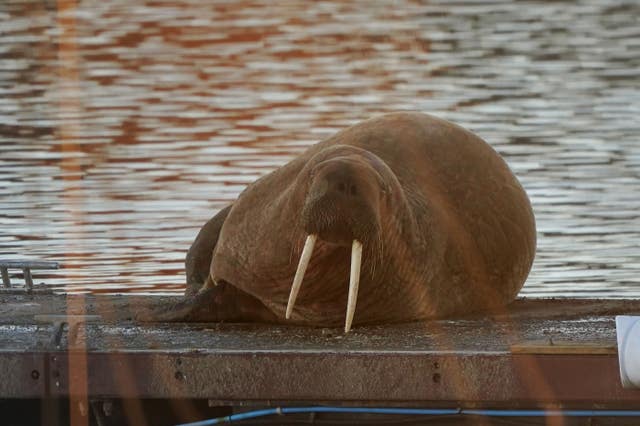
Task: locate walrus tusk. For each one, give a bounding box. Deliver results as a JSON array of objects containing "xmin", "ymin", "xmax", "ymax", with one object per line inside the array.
[
  {"xmin": 345, "ymin": 239, "xmax": 363, "ymax": 333},
  {"xmin": 198, "ymin": 274, "xmax": 217, "ymax": 294},
  {"xmin": 286, "ymin": 234, "xmax": 317, "ymax": 319}
]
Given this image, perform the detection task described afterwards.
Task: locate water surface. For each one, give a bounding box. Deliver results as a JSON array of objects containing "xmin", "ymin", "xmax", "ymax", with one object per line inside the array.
[{"xmin": 1, "ymin": 0, "xmax": 639, "ymax": 296}]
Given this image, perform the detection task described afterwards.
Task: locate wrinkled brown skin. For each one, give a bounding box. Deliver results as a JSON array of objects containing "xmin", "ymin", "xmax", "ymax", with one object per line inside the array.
[{"xmin": 148, "ymin": 112, "xmax": 536, "ymax": 326}]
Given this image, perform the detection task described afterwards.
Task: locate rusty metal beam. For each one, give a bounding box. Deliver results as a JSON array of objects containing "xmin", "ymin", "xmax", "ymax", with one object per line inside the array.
[
  {"xmin": 1, "ymin": 268, "xmax": 10, "ymax": 288},
  {"xmin": 0, "ymin": 352, "xmax": 45, "ymax": 398},
  {"xmin": 0, "ymin": 261, "xmax": 60, "ymax": 270},
  {"xmin": 0, "ymin": 260, "xmax": 59, "ymax": 291},
  {"xmin": 39, "ymin": 351, "xmax": 638, "ymax": 408},
  {"xmin": 2, "ymin": 294, "xmax": 640, "ymax": 408}
]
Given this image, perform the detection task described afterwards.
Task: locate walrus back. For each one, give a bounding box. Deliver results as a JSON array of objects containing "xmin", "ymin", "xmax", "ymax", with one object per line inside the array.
[{"xmin": 324, "ymin": 112, "xmax": 537, "ymax": 314}]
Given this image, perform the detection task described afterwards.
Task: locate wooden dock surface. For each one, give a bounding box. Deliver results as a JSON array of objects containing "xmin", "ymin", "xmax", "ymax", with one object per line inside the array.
[{"xmin": 2, "ymin": 292, "xmax": 640, "ymax": 410}]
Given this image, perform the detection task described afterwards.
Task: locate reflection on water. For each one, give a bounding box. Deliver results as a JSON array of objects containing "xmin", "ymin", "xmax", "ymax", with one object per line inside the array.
[{"xmin": 1, "ymin": 0, "xmax": 639, "ymax": 296}]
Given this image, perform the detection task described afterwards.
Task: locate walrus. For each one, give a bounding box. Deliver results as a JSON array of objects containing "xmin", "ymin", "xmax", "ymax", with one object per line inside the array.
[{"xmin": 149, "ymin": 112, "xmax": 536, "ymax": 332}]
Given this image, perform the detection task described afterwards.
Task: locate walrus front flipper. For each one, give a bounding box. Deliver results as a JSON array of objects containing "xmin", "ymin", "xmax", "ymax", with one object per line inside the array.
[
  {"xmin": 136, "ymin": 289, "xmax": 212, "ymax": 322},
  {"xmin": 185, "ymin": 204, "xmax": 232, "ymax": 297},
  {"xmin": 138, "ymin": 281, "xmax": 280, "ymax": 323}
]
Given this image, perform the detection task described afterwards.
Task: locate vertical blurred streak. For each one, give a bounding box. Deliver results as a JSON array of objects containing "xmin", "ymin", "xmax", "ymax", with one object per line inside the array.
[{"xmin": 55, "ymin": 1, "xmax": 88, "ymax": 425}]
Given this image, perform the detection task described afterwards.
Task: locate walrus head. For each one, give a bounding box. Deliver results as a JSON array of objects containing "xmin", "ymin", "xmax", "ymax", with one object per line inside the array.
[
  {"xmin": 286, "ymin": 145, "xmax": 393, "ymax": 332},
  {"xmin": 302, "ymin": 155, "xmax": 385, "ymax": 245}
]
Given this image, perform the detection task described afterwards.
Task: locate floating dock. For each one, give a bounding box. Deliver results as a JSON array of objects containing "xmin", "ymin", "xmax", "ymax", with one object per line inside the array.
[{"xmin": 2, "ymin": 292, "xmax": 640, "ymax": 425}]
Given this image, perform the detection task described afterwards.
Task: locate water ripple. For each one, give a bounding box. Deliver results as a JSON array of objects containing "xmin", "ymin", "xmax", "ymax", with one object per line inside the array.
[{"xmin": 0, "ymin": 0, "xmax": 639, "ymax": 297}]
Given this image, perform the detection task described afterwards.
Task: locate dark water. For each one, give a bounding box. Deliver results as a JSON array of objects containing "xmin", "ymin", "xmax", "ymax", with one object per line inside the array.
[{"xmin": 1, "ymin": 0, "xmax": 639, "ymax": 296}]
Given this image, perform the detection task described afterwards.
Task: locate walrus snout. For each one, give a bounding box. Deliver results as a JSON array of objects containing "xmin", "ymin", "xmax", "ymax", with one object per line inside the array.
[
  {"xmin": 290, "ymin": 156, "xmax": 386, "ymax": 332},
  {"xmin": 302, "ymin": 158, "xmax": 383, "ymax": 245}
]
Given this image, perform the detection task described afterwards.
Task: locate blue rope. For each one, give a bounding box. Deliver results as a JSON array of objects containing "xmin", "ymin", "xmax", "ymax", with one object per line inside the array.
[{"xmin": 176, "ymin": 406, "xmax": 640, "ymax": 426}]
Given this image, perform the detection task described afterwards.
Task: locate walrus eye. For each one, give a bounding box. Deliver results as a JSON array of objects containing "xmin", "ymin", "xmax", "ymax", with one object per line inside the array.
[{"xmin": 286, "ymin": 235, "xmax": 363, "ymax": 333}]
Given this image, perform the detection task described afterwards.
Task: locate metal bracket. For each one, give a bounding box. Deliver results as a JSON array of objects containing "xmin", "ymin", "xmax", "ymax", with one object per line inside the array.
[{"xmin": 0, "ymin": 260, "xmax": 59, "ymax": 292}]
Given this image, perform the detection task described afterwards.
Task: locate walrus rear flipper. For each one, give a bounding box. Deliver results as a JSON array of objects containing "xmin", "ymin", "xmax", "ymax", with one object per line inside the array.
[
  {"xmin": 185, "ymin": 204, "xmax": 232, "ymax": 297},
  {"xmin": 138, "ymin": 281, "xmax": 280, "ymax": 323}
]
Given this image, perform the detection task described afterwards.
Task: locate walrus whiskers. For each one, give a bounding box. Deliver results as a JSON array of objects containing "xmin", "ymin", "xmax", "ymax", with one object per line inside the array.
[
  {"xmin": 286, "ymin": 235, "xmax": 364, "ymax": 333},
  {"xmin": 286, "ymin": 233, "xmax": 317, "ymax": 319},
  {"xmin": 345, "ymin": 239, "xmax": 363, "ymax": 333}
]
